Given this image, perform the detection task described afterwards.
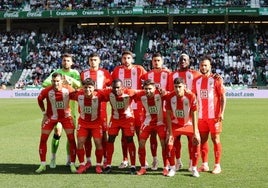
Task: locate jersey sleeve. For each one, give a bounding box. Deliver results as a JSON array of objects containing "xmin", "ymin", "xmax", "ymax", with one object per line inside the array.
[
  {"xmin": 165, "ymin": 94, "xmax": 172, "ymax": 111},
  {"xmin": 104, "ymin": 69, "xmax": 113, "ymax": 86}
]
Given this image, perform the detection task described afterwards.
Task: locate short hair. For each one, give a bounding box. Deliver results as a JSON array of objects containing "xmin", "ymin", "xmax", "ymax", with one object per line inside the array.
[
  {"xmin": 112, "ymin": 78, "xmax": 123, "ymax": 86},
  {"xmin": 173, "ymin": 77, "xmax": 185, "ymax": 85},
  {"xmin": 82, "ymin": 78, "xmax": 95, "ymax": 86},
  {"xmin": 121, "ymin": 50, "xmax": 134, "ymax": 57},
  {"xmin": 200, "ymin": 55, "xmax": 212, "ymax": 64},
  {"xmin": 152, "ymin": 52, "xmax": 162, "ymax": 59},
  {"xmin": 88, "ymin": 52, "xmax": 100, "ymax": 60},
  {"xmin": 178, "ymin": 53, "xmax": 190, "ymax": 62},
  {"xmin": 62, "ymin": 53, "xmax": 73, "ymax": 59},
  {"xmin": 52, "ymin": 72, "xmax": 62, "ymax": 78},
  {"xmin": 143, "ymin": 79, "xmax": 155, "ymax": 87}
]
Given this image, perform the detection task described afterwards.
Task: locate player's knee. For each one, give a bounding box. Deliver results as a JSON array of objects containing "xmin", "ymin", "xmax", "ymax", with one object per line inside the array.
[
  {"xmin": 126, "ymin": 136, "xmax": 134, "ymax": 143},
  {"xmin": 108, "ymin": 135, "xmax": 116, "ymax": 143},
  {"xmin": 53, "ymin": 134, "xmax": 61, "ymax": 140}
]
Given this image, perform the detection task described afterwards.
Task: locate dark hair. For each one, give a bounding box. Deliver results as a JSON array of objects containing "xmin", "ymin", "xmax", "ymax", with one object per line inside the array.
[
  {"xmin": 121, "ymin": 50, "xmax": 133, "ymax": 57},
  {"xmin": 143, "ymin": 79, "xmax": 155, "ymax": 87},
  {"xmin": 152, "ymin": 52, "xmax": 162, "ymax": 59},
  {"xmin": 82, "ymin": 78, "xmax": 95, "ymax": 86},
  {"xmin": 112, "ymin": 78, "xmax": 123, "ymax": 86},
  {"xmin": 88, "ymin": 52, "xmax": 100, "ymax": 60},
  {"xmin": 200, "ymin": 55, "xmax": 212, "ymax": 64},
  {"xmin": 173, "ymin": 77, "xmax": 185, "ymax": 85},
  {"xmin": 52, "ymin": 72, "xmax": 62, "ymax": 78},
  {"xmin": 62, "ymin": 53, "xmax": 73, "ymax": 59}
]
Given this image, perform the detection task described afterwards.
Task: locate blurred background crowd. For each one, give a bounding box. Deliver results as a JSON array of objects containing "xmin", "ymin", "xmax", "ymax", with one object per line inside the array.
[{"xmin": 0, "ymin": 0, "xmax": 267, "ymax": 89}]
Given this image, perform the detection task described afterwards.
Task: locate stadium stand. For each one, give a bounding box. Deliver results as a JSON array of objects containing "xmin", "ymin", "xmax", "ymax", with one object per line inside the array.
[
  {"xmin": 0, "ymin": 0, "xmax": 267, "ymax": 88},
  {"xmin": 0, "ymin": 0, "xmax": 267, "ymax": 11}
]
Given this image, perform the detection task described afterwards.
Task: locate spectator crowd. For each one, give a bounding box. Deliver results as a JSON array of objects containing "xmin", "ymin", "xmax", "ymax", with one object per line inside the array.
[
  {"xmin": 0, "ymin": 1, "xmax": 268, "ymax": 89},
  {"xmin": 0, "ymin": 0, "xmax": 267, "ymax": 11}
]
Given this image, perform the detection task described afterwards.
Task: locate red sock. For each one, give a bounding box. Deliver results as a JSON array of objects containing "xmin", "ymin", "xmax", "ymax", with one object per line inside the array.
[
  {"xmin": 214, "ymin": 142, "xmax": 222, "ymax": 164},
  {"xmin": 188, "ymin": 136, "xmax": 193, "ymax": 160},
  {"xmin": 85, "ymin": 137, "xmax": 92, "ymax": 159},
  {"xmin": 174, "ymin": 138, "xmax": 181, "ymax": 159},
  {"xmin": 66, "ymin": 133, "xmax": 76, "ymax": 163},
  {"xmin": 191, "ymin": 144, "xmax": 200, "ymax": 167},
  {"xmin": 161, "ymin": 147, "xmax": 168, "ymax": 167},
  {"xmin": 106, "ymin": 142, "xmax": 114, "ymax": 165},
  {"xmin": 201, "ymin": 141, "xmax": 209, "ymax": 163},
  {"xmin": 39, "ymin": 134, "xmax": 49, "ymax": 161},
  {"xmin": 95, "ymin": 148, "xmax": 104, "ymax": 164},
  {"xmin": 138, "ymin": 147, "xmax": 146, "ymax": 167},
  {"xmin": 77, "ymin": 148, "xmax": 85, "ymax": 164},
  {"xmin": 102, "ymin": 135, "xmax": 107, "ymax": 159},
  {"xmin": 166, "ymin": 144, "xmax": 175, "ymax": 166},
  {"xmin": 127, "ymin": 141, "xmax": 136, "ymax": 166},
  {"xmin": 150, "ymin": 133, "xmax": 158, "ymax": 158},
  {"xmin": 121, "ymin": 136, "xmax": 128, "ymax": 161}
]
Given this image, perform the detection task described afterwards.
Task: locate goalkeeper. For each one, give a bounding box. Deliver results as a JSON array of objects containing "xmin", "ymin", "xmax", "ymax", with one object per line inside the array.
[{"xmin": 42, "ymin": 53, "xmax": 81, "ymax": 168}]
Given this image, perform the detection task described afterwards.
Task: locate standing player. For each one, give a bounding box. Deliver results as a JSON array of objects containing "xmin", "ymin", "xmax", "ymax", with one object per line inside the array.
[
  {"xmin": 111, "ymin": 51, "xmax": 147, "ymax": 168},
  {"xmin": 42, "ymin": 53, "xmax": 81, "ymax": 168},
  {"xmin": 141, "ymin": 53, "xmax": 170, "ymax": 170},
  {"xmin": 74, "ymin": 78, "xmax": 105, "ymax": 174},
  {"xmin": 135, "ymin": 79, "xmax": 169, "ymax": 176},
  {"xmin": 165, "ymin": 77, "xmax": 200, "ymax": 177},
  {"xmin": 80, "ymin": 53, "xmax": 112, "ymax": 169},
  {"xmin": 192, "ymin": 55, "xmax": 226, "ymax": 174},
  {"xmin": 35, "ymin": 72, "xmax": 77, "ymax": 173},
  {"xmin": 103, "ymin": 79, "xmax": 137, "ymax": 175},
  {"xmin": 168, "ymin": 53, "xmax": 201, "ymax": 171}
]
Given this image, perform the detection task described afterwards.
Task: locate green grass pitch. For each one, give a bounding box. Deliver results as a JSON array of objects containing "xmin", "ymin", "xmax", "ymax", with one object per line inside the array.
[{"xmin": 0, "ymin": 98, "xmax": 267, "ymax": 188}]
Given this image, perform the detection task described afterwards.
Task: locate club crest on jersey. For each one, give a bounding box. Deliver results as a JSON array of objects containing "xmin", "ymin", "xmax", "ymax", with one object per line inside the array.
[
  {"xmin": 132, "ymin": 69, "xmax": 137, "ymax": 76},
  {"xmin": 188, "ymin": 75, "xmax": 191, "ymax": 79},
  {"xmin": 184, "ymin": 101, "xmax": 189, "ymax": 107},
  {"xmin": 209, "ymin": 80, "xmax": 214, "ymax": 86}
]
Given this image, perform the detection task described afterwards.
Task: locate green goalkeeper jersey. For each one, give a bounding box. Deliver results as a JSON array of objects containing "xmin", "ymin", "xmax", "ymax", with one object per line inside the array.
[{"xmin": 42, "ymin": 68, "xmax": 81, "ymax": 89}]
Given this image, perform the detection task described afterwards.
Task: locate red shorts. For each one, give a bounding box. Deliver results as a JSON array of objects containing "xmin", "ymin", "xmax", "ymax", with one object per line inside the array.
[
  {"xmin": 133, "ymin": 102, "xmax": 144, "ymax": 127},
  {"xmin": 198, "ymin": 119, "xmax": 222, "ymax": 134},
  {"xmin": 42, "ymin": 116, "xmax": 74, "ymax": 131},
  {"xmin": 173, "ymin": 125, "xmax": 194, "ymax": 137},
  {"xmin": 77, "ymin": 125, "xmax": 103, "ymax": 139},
  {"xmin": 139, "ymin": 124, "xmax": 166, "ymax": 140},
  {"xmin": 108, "ymin": 117, "xmax": 135, "ymax": 137},
  {"xmin": 133, "ymin": 110, "xmax": 144, "ymax": 128},
  {"xmin": 100, "ymin": 102, "xmax": 108, "ymax": 131}
]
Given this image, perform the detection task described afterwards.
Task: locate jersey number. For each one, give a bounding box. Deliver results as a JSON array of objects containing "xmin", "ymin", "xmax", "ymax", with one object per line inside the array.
[
  {"xmin": 55, "ymin": 101, "xmax": 64, "ymax": 109},
  {"xmin": 175, "ymin": 110, "xmax": 184, "ymax": 118},
  {"xmin": 84, "ymin": 106, "xmax": 92, "ymax": 113},
  {"xmin": 149, "ymin": 106, "xmax": 158, "ymax": 114}
]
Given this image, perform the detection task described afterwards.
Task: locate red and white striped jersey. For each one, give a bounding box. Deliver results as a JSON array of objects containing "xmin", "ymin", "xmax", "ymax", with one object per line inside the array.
[
  {"xmin": 168, "ymin": 69, "xmax": 201, "ymax": 91},
  {"xmin": 142, "ymin": 69, "xmax": 170, "ymax": 90},
  {"xmin": 102, "ymin": 88, "xmax": 136, "ymax": 120},
  {"xmin": 80, "ymin": 68, "xmax": 112, "ymax": 89},
  {"xmin": 135, "ymin": 90, "xmax": 165, "ymax": 126},
  {"xmin": 38, "ymin": 86, "xmax": 75, "ymax": 120},
  {"xmin": 192, "ymin": 74, "xmax": 225, "ymax": 119},
  {"xmin": 74, "ymin": 90, "xmax": 105, "ymax": 122},
  {"xmin": 165, "ymin": 90, "xmax": 197, "ymax": 126}
]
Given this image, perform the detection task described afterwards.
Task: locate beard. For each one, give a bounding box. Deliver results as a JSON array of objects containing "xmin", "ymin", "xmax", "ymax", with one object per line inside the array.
[{"xmin": 201, "ymin": 69, "xmax": 209, "ymax": 75}]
